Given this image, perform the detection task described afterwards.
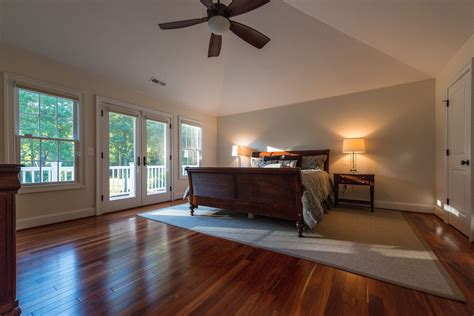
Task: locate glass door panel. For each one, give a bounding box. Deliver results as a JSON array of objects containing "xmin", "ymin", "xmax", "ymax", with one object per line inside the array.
[
  {"xmin": 102, "ymin": 107, "xmax": 141, "ymax": 213},
  {"xmin": 142, "ymin": 116, "xmax": 171, "ymax": 205},
  {"xmin": 108, "ymin": 112, "xmax": 137, "ymax": 200}
]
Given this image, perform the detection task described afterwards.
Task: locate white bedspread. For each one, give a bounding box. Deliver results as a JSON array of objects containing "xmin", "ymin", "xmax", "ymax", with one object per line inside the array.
[{"xmin": 301, "ymin": 170, "xmax": 333, "ymax": 229}]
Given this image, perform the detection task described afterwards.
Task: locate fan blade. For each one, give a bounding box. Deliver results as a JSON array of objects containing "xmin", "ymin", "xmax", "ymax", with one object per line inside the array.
[
  {"xmin": 159, "ymin": 17, "xmax": 208, "ymax": 30},
  {"xmin": 200, "ymin": 0, "xmax": 214, "ymax": 9},
  {"xmin": 229, "ymin": 21, "xmax": 270, "ymax": 49},
  {"xmin": 208, "ymin": 33, "xmax": 222, "ymax": 58},
  {"xmin": 228, "ymin": 0, "xmax": 270, "ymax": 17}
]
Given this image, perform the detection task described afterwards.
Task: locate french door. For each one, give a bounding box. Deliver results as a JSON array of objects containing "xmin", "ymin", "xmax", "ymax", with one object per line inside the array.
[{"xmin": 101, "ymin": 104, "xmax": 171, "ymax": 213}]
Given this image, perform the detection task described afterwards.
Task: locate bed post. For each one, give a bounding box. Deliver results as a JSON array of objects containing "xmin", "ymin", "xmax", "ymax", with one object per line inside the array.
[
  {"xmin": 296, "ymin": 219, "xmax": 304, "ymax": 238},
  {"xmin": 187, "ymin": 167, "xmax": 198, "ymax": 216},
  {"xmin": 296, "ymin": 171, "xmax": 304, "ymax": 237},
  {"xmin": 189, "ymin": 204, "xmax": 197, "ymax": 216}
]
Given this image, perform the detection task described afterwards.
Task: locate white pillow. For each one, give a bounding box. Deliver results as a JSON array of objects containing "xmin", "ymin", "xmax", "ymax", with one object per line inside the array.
[
  {"xmin": 250, "ymin": 157, "xmax": 263, "ymax": 168},
  {"xmin": 264, "ymin": 163, "xmax": 282, "ymax": 168}
]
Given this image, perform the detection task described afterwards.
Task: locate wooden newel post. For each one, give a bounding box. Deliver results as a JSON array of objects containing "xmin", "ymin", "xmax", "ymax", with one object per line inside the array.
[{"xmin": 0, "ymin": 165, "xmax": 22, "ymax": 316}]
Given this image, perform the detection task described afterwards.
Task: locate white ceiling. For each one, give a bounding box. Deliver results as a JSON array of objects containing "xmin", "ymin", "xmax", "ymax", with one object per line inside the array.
[
  {"xmin": 1, "ymin": 0, "xmax": 470, "ymax": 116},
  {"xmin": 285, "ymin": 0, "xmax": 474, "ymax": 78}
]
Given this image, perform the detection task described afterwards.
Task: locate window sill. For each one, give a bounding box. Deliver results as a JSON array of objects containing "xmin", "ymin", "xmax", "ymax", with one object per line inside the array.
[{"xmin": 18, "ymin": 182, "xmax": 85, "ymax": 194}]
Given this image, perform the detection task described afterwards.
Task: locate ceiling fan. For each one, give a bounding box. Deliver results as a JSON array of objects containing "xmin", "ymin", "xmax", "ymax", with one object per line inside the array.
[{"xmin": 158, "ymin": 0, "xmax": 271, "ymax": 58}]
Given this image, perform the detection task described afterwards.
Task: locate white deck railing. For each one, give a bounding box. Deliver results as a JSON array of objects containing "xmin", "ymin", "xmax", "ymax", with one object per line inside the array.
[
  {"xmin": 21, "ymin": 164, "xmax": 198, "ymax": 197},
  {"xmin": 21, "ymin": 163, "xmax": 74, "ymax": 184},
  {"xmin": 109, "ymin": 164, "xmax": 168, "ymax": 198}
]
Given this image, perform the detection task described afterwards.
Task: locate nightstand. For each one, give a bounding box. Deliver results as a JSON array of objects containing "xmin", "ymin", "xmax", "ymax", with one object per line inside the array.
[{"xmin": 334, "ymin": 173, "xmax": 375, "ymax": 212}]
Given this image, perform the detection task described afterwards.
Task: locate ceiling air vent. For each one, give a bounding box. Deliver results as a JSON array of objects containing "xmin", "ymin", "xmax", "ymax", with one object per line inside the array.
[{"xmin": 149, "ymin": 76, "xmax": 167, "ymax": 86}]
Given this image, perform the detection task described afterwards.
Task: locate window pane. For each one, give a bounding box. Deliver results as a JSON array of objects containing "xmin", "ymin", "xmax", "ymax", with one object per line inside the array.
[
  {"xmin": 57, "ymin": 98, "xmax": 74, "ymax": 118},
  {"xmin": 57, "ymin": 98, "xmax": 74, "ymax": 139},
  {"xmin": 20, "ymin": 138, "xmax": 40, "ymax": 184},
  {"xmin": 181, "ymin": 123, "xmax": 202, "ymax": 176},
  {"xmin": 39, "ymin": 94, "xmax": 58, "ymax": 138},
  {"xmin": 40, "ymin": 94, "xmax": 57, "ymax": 117},
  {"xmin": 40, "ymin": 115, "xmax": 58, "ymax": 138},
  {"xmin": 59, "ymin": 141, "xmax": 75, "ymax": 182},
  {"xmin": 41, "ymin": 140, "xmax": 59, "ymax": 183},
  {"xmin": 19, "ymin": 89, "xmax": 39, "ymax": 115},
  {"xmin": 19, "ymin": 113, "xmax": 39, "ymax": 136},
  {"xmin": 58, "ymin": 117, "xmax": 74, "ymax": 139}
]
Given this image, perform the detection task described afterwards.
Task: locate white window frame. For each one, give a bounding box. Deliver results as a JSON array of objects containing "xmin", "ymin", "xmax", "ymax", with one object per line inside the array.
[
  {"xmin": 3, "ymin": 73, "xmax": 85, "ymax": 193},
  {"xmin": 178, "ymin": 116, "xmax": 202, "ymax": 180}
]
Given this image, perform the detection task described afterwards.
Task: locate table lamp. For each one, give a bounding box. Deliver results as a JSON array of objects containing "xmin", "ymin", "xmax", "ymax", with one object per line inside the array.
[{"xmin": 342, "ymin": 138, "xmax": 365, "ymax": 173}]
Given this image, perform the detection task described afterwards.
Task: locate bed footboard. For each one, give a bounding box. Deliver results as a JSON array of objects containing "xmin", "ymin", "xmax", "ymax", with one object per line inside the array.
[{"xmin": 186, "ymin": 167, "xmax": 304, "ymax": 237}]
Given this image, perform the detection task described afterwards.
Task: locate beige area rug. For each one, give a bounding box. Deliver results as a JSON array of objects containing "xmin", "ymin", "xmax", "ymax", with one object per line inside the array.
[{"xmin": 139, "ymin": 204, "xmax": 464, "ymax": 301}]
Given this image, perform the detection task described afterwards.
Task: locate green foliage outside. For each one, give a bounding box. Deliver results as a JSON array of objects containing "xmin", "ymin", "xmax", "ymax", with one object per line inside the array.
[
  {"xmin": 107, "ymin": 114, "xmax": 166, "ymax": 167},
  {"xmin": 19, "ymin": 89, "xmax": 75, "ymax": 183}
]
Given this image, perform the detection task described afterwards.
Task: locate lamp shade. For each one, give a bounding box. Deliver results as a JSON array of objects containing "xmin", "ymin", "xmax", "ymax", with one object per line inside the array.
[
  {"xmin": 231, "ymin": 145, "xmax": 251, "ymax": 157},
  {"xmin": 342, "ymin": 138, "xmax": 365, "ymax": 153},
  {"xmin": 231, "ymin": 145, "xmax": 239, "ymax": 157}
]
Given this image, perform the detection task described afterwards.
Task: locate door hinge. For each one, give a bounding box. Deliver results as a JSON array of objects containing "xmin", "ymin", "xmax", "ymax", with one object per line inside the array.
[
  {"xmin": 170, "ymin": 155, "xmax": 172, "ymax": 160},
  {"xmin": 170, "ymin": 186, "xmax": 172, "ymax": 191},
  {"xmin": 446, "ymin": 149, "xmax": 450, "ymax": 156},
  {"xmin": 446, "ymin": 198, "xmax": 450, "ymax": 205},
  {"xmin": 443, "ymin": 99, "xmax": 449, "ymax": 107},
  {"xmin": 101, "ymin": 152, "xmax": 104, "ymax": 159},
  {"xmin": 101, "ymin": 109, "xmax": 104, "ymax": 116},
  {"xmin": 169, "ymin": 124, "xmax": 172, "ymax": 129},
  {"xmin": 101, "ymin": 194, "xmax": 104, "ymax": 201}
]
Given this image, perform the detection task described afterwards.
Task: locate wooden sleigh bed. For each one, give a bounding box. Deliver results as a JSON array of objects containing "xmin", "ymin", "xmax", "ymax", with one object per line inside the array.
[{"xmin": 186, "ymin": 150, "xmax": 330, "ymax": 237}]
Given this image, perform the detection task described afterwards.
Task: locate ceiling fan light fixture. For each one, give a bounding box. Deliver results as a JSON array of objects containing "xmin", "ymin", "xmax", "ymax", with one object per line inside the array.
[{"xmin": 208, "ymin": 15, "xmax": 230, "ymax": 35}]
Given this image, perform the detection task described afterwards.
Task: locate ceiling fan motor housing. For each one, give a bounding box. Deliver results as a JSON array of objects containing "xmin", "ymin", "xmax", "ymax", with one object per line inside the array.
[
  {"xmin": 207, "ymin": 3, "xmax": 230, "ymax": 35},
  {"xmin": 207, "ymin": 3, "xmax": 231, "ymax": 35}
]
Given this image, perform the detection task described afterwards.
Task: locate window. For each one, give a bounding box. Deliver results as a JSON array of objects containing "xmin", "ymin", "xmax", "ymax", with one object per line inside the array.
[
  {"xmin": 16, "ymin": 86, "xmax": 79, "ymax": 185},
  {"xmin": 179, "ymin": 118, "xmax": 202, "ymax": 178}
]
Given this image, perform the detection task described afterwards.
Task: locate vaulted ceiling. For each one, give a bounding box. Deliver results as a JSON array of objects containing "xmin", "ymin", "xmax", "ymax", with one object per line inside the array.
[{"xmin": 1, "ymin": 0, "xmax": 472, "ymax": 116}]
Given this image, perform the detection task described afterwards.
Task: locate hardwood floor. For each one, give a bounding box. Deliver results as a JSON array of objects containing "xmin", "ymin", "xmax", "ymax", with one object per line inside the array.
[{"xmin": 16, "ymin": 202, "xmax": 474, "ymax": 315}]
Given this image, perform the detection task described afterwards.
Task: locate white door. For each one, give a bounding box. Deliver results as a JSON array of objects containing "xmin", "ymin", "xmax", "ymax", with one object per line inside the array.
[
  {"xmin": 447, "ymin": 69, "xmax": 471, "ymax": 236},
  {"xmin": 141, "ymin": 114, "xmax": 172, "ymax": 205},
  {"xmin": 102, "ymin": 105, "xmax": 142, "ymax": 213},
  {"xmin": 101, "ymin": 105, "xmax": 172, "ymax": 213}
]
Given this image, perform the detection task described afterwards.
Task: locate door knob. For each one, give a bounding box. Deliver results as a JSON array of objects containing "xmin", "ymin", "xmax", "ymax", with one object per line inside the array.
[{"xmin": 461, "ymin": 160, "xmax": 470, "ymax": 166}]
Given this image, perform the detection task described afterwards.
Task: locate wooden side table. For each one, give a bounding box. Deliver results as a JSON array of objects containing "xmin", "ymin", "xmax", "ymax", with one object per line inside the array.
[
  {"xmin": 334, "ymin": 173, "xmax": 375, "ymax": 212},
  {"xmin": 0, "ymin": 164, "xmax": 22, "ymax": 316}
]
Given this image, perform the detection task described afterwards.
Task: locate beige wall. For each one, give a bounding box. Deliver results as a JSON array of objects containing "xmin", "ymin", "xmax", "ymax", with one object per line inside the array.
[
  {"xmin": 434, "ymin": 34, "xmax": 474, "ymax": 238},
  {"xmin": 217, "ymin": 79, "xmax": 436, "ymax": 212},
  {"xmin": 0, "ymin": 44, "xmax": 217, "ymax": 227}
]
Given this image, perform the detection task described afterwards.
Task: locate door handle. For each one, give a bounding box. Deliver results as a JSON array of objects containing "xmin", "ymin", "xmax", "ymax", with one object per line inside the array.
[
  {"xmin": 461, "ymin": 160, "xmax": 470, "ymax": 166},
  {"xmin": 143, "ymin": 156, "xmax": 147, "ymax": 166},
  {"xmin": 137, "ymin": 156, "xmax": 141, "ymax": 166}
]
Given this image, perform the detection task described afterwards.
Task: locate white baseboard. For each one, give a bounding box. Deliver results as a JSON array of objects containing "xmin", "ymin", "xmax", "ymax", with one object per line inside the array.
[
  {"xmin": 375, "ymin": 200, "xmax": 434, "ymax": 213},
  {"xmin": 434, "ymin": 206, "xmax": 447, "ymax": 221},
  {"xmin": 174, "ymin": 192, "xmax": 185, "ymax": 200},
  {"xmin": 16, "ymin": 207, "xmax": 96, "ymax": 230}
]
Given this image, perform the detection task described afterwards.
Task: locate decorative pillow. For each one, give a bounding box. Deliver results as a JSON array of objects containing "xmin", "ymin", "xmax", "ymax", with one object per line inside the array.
[
  {"xmin": 264, "ymin": 154, "xmax": 302, "ymax": 167},
  {"xmin": 301, "ymin": 155, "xmax": 327, "ymax": 170},
  {"xmin": 263, "ymin": 163, "xmax": 283, "ymax": 168},
  {"xmin": 250, "ymin": 157, "xmax": 265, "ymax": 168},
  {"xmin": 280, "ymin": 159, "xmax": 298, "ymax": 168}
]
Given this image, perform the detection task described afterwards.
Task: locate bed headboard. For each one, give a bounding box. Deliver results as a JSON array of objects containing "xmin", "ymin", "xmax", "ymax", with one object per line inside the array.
[{"xmin": 252, "ymin": 149, "xmax": 330, "ymax": 173}]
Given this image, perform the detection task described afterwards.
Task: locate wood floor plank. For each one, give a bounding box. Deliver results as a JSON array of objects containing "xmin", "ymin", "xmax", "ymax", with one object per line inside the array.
[{"xmin": 15, "ymin": 202, "xmax": 473, "ymax": 315}]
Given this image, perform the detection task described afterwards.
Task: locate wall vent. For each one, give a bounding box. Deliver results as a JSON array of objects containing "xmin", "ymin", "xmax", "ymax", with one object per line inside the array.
[{"xmin": 149, "ymin": 76, "xmax": 167, "ymax": 86}]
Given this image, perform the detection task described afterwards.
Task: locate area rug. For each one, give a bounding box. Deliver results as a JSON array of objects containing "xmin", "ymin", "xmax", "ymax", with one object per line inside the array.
[{"xmin": 138, "ymin": 204, "xmax": 464, "ymax": 301}]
